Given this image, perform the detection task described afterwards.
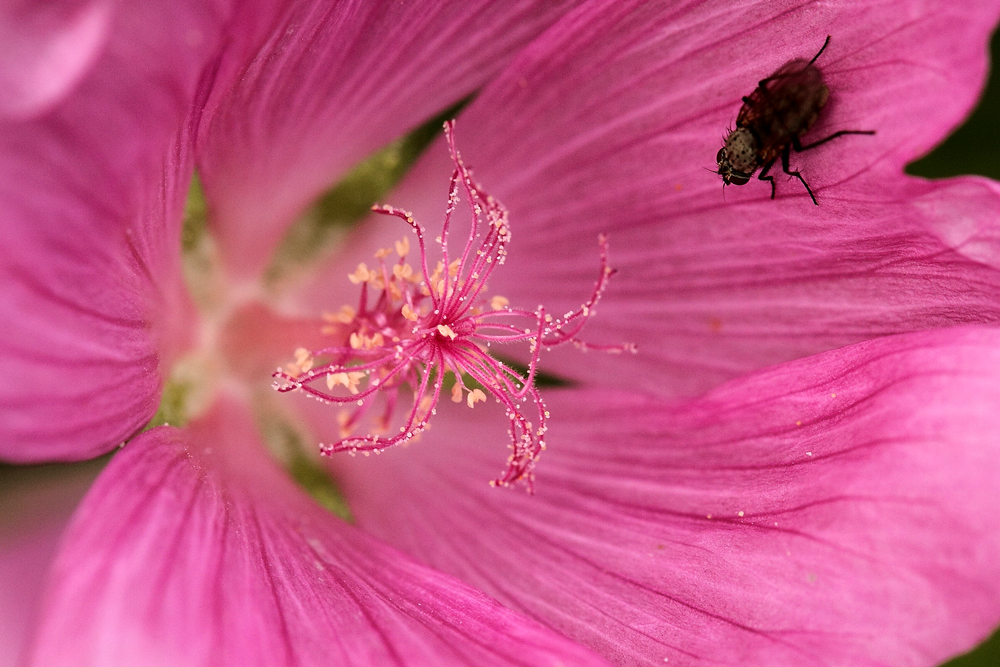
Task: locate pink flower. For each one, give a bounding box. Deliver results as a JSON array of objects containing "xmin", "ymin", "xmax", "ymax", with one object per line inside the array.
[{"xmin": 4, "ymin": 1, "xmax": 1000, "ymax": 665}]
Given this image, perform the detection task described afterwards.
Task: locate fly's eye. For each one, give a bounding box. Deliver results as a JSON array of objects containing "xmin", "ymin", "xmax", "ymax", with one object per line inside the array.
[
  {"xmin": 729, "ymin": 174, "xmax": 750, "ymax": 186},
  {"xmin": 716, "ymin": 148, "xmax": 727, "ymax": 163}
]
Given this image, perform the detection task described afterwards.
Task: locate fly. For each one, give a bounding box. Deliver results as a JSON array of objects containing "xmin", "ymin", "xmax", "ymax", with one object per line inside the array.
[{"xmin": 715, "ymin": 36, "xmax": 875, "ymax": 205}]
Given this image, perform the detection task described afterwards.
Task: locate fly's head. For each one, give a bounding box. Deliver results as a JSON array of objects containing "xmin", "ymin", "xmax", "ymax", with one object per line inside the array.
[{"xmin": 716, "ymin": 127, "xmax": 757, "ymax": 186}]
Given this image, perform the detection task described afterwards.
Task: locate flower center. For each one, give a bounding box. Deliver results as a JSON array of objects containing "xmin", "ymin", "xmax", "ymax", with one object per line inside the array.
[{"xmin": 273, "ymin": 121, "xmax": 634, "ymax": 489}]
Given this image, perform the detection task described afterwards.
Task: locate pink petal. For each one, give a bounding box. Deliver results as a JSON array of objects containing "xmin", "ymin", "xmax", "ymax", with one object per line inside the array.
[
  {"xmin": 195, "ymin": 0, "xmax": 587, "ymax": 280},
  {"xmin": 0, "ymin": 461, "xmax": 102, "ymax": 667},
  {"xmin": 0, "ymin": 0, "xmax": 114, "ymax": 119},
  {"xmin": 26, "ymin": 398, "xmax": 608, "ymax": 667},
  {"xmin": 372, "ymin": 0, "xmax": 1000, "ymax": 396},
  {"xmin": 326, "ymin": 326, "xmax": 1000, "ymax": 666},
  {"xmin": 0, "ymin": 1, "xmax": 231, "ymax": 462}
]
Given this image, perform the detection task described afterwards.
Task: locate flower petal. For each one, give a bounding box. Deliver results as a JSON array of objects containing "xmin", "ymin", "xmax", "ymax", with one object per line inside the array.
[
  {"xmin": 25, "ymin": 398, "xmax": 608, "ymax": 667},
  {"xmin": 0, "ymin": 460, "xmax": 103, "ymax": 667},
  {"xmin": 195, "ymin": 0, "xmax": 586, "ymax": 279},
  {"xmin": 0, "ymin": 1, "xmax": 230, "ymax": 462},
  {"xmin": 329, "ymin": 326, "xmax": 1000, "ymax": 666},
  {"xmin": 377, "ymin": 0, "xmax": 1000, "ymax": 395},
  {"xmin": 0, "ymin": 0, "xmax": 114, "ymax": 119}
]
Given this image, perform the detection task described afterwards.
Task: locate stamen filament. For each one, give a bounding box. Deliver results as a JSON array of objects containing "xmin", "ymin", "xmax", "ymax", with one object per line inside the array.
[{"xmin": 273, "ymin": 120, "xmax": 634, "ymax": 490}]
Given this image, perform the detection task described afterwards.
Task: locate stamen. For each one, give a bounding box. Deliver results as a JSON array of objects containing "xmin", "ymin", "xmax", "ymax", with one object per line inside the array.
[
  {"xmin": 436, "ymin": 324, "xmax": 458, "ymax": 340},
  {"xmin": 347, "ymin": 263, "xmax": 371, "ymax": 284},
  {"xmin": 395, "ymin": 237, "xmax": 410, "ymax": 258},
  {"xmin": 273, "ymin": 120, "xmax": 634, "ymax": 490},
  {"xmin": 466, "ymin": 388, "xmax": 487, "ymax": 408},
  {"xmin": 285, "ymin": 347, "xmax": 314, "ymax": 376}
]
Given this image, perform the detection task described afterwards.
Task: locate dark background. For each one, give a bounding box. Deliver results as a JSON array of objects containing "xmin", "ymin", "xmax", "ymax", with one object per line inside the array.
[{"xmin": 908, "ymin": 27, "xmax": 1000, "ymax": 667}]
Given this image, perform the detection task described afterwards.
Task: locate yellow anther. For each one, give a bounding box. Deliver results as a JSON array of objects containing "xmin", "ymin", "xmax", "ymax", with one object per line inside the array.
[
  {"xmin": 326, "ymin": 371, "xmax": 366, "ymax": 394},
  {"xmin": 451, "ymin": 383, "xmax": 463, "ymax": 403},
  {"xmin": 437, "ymin": 324, "xmax": 457, "ymax": 339},
  {"xmin": 393, "ymin": 263, "xmax": 413, "ymax": 280},
  {"xmin": 467, "ymin": 389, "xmax": 487, "ymax": 408},
  {"xmin": 387, "ymin": 281, "xmax": 403, "ymax": 301},
  {"xmin": 374, "ymin": 247, "xmax": 392, "ymax": 259},
  {"xmin": 448, "ymin": 259, "xmax": 461, "ymax": 277},
  {"xmin": 322, "ymin": 306, "xmax": 356, "ymax": 334},
  {"xmin": 348, "ymin": 263, "xmax": 370, "ymax": 284},
  {"xmin": 402, "ymin": 303, "xmax": 419, "ymax": 321},
  {"xmin": 349, "ymin": 331, "xmax": 385, "ymax": 350},
  {"xmin": 395, "ymin": 237, "xmax": 410, "ymax": 258},
  {"xmin": 285, "ymin": 347, "xmax": 314, "ymax": 376},
  {"xmin": 326, "ymin": 373, "xmax": 342, "ymax": 390},
  {"xmin": 416, "ymin": 395, "xmax": 435, "ymax": 421},
  {"xmin": 490, "ymin": 295, "xmax": 509, "ymax": 310},
  {"xmin": 429, "ymin": 261, "xmax": 444, "ymax": 283}
]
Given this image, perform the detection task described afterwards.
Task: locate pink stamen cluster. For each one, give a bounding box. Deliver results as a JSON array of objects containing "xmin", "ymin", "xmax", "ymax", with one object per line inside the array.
[{"xmin": 273, "ymin": 121, "xmax": 633, "ymax": 489}]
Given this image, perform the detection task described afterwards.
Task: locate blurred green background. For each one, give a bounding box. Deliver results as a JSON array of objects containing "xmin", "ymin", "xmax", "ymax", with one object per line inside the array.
[{"xmin": 908, "ymin": 26, "xmax": 1000, "ymax": 667}]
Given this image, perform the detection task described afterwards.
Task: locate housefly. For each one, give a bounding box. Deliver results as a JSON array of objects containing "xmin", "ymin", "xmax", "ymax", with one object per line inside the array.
[{"xmin": 716, "ymin": 36, "xmax": 874, "ymax": 205}]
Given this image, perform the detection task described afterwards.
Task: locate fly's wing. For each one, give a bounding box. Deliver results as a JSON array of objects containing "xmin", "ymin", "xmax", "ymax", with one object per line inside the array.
[
  {"xmin": 735, "ymin": 59, "xmax": 808, "ymax": 127},
  {"xmin": 763, "ymin": 58, "xmax": 813, "ymax": 86},
  {"xmin": 752, "ymin": 60, "xmax": 829, "ymax": 162}
]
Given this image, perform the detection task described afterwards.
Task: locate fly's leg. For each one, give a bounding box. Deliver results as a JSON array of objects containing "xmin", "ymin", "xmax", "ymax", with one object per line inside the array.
[
  {"xmin": 794, "ymin": 130, "xmax": 876, "ymax": 151},
  {"xmin": 808, "ymin": 36, "xmax": 831, "ymax": 66},
  {"xmin": 757, "ymin": 159, "xmax": 778, "ymax": 199},
  {"xmin": 780, "ymin": 144, "xmax": 817, "ymax": 205}
]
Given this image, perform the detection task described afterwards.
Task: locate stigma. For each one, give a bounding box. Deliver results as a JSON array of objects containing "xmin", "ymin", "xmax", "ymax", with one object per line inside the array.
[{"xmin": 272, "ymin": 121, "xmax": 633, "ymax": 490}]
